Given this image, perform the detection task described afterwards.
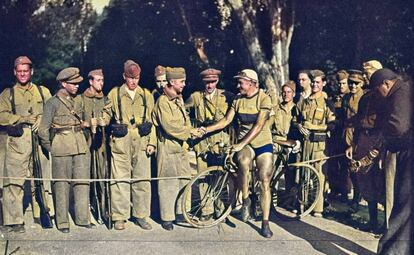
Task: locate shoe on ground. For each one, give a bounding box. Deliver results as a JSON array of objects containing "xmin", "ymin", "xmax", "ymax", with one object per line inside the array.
[
  {"xmin": 261, "ymin": 222, "xmax": 273, "ymax": 238},
  {"xmin": 313, "ymin": 212, "xmax": 323, "ymax": 218},
  {"xmin": 81, "ymin": 223, "xmax": 96, "ymax": 229},
  {"xmin": 114, "ymin": 220, "xmax": 125, "ymax": 230},
  {"xmin": 134, "ymin": 218, "xmax": 152, "ymax": 230},
  {"xmin": 200, "ymin": 214, "xmax": 213, "ymax": 221},
  {"xmin": 175, "ymin": 214, "xmax": 186, "ymax": 224},
  {"xmin": 12, "ymin": 224, "xmax": 25, "ymax": 233},
  {"xmin": 59, "ymin": 228, "xmax": 70, "ymax": 233},
  {"xmin": 240, "ymin": 199, "xmax": 251, "ymax": 222},
  {"xmin": 161, "ymin": 221, "xmax": 174, "ymax": 231}
]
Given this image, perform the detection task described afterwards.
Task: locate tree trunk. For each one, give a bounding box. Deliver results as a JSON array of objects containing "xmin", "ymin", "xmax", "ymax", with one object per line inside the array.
[{"xmin": 227, "ymin": 0, "xmax": 294, "ymax": 94}]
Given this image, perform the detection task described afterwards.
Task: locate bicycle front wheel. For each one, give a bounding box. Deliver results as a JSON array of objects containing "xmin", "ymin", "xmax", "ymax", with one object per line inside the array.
[
  {"xmin": 272, "ymin": 163, "xmax": 322, "ymax": 220},
  {"xmin": 182, "ymin": 167, "xmax": 235, "ymax": 228}
]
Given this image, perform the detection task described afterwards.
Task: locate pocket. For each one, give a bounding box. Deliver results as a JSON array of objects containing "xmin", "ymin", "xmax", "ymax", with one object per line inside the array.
[
  {"xmin": 313, "ymin": 108, "xmax": 324, "ymax": 121},
  {"xmin": 110, "ymin": 135, "xmax": 128, "ymax": 154}
]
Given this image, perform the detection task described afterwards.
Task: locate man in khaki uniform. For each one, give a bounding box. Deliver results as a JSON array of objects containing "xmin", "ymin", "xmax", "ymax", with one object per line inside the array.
[
  {"xmin": 152, "ymin": 67, "xmax": 200, "ymax": 231},
  {"xmin": 38, "ymin": 67, "xmax": 93, "ymax": 233},
  {"xmin": 328, "ymin": 70, "xmax": 350, "ymax": 200},
  {"xmin": 200, "ymin": 69, "xmax": 274, "ymax": 238},
  {"xmin": 82, "ymin": 69, "xmax": 111, "ymax": 225},
  {"xmin": 185, "ymin": 68, "xmax": 233, "ymax": 220},
  {"xmin": 294, "ymin": 69, "xmax": 336, "ymax": 217},
  {"xmin": 0, "ymin": 56, "xmax": 52, "ymax": 233},
  {"xmin": 152, "ymin": 65, "xmax": 168, "ymax": 102},
  {"xmin": 107, "ymin": 60, "xmax": 156, "ymax": 231},
  {"xmin": 345, "ymin": 61, "xmax": 386, "ymax": 232}
]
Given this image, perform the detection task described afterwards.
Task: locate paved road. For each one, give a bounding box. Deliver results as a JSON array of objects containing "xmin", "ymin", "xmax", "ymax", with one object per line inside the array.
[{"xmin": 1, "ymin": 209, "xmax": 379, "ymax": 255}]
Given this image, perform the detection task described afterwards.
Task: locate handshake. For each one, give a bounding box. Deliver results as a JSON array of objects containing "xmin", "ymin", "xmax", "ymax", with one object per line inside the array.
[{"xmin": 190, "ymin": 126, "xmax": 207, "ymax": 139}]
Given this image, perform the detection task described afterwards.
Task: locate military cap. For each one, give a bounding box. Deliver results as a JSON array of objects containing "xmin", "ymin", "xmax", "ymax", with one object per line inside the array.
[
  {"xmin": 124, "ymin": 60, "xmax": 141, "ymax": 78},
  {"xmin": 154, "ymin": 65, "xmax": 166, "ymax": 77},
  {"xmin": 347, "ymin": 69, "xmax": 364, "ymax": 83},
  {"xmin": 336, "ymin": 70, "xmax": 349, "ymax": 81},
  {"xmin": 14, "ymin": 56, "xmax": 32, "ymax": 67},
  {"xmin": 233, "ymin": 69, "xmax": 258, "ymax": 83},
  {"xmin": 362, "ymin": 60, "xmax": 383, "ymax": 71},
  {"xmin": 369, "ymin": 68, "xmax": 397, "ymax": 88},
  {"xmin": 310, "ymin": 69, "xmax": 326, "ymax": 80},
  {"xmin": 88, "ymin": 69, "xmax": 104, "ymax": 79},
  {"xmin": 200, "ymin": 68, "xmax": 221, "ymax": 82},
  {"xmin": 282, "ymin": 80, "xmax": 296, "ymax": 93},
  {"xmin": 56, "ymin": 67, "xmax": 83, "ymax": 83},
  {"xmin": 166, "ymin": 67, "xmax": 186, "ymax": 80}
]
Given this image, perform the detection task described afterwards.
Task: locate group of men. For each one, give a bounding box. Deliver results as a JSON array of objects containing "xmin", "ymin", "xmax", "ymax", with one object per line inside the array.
[{"xmin": 0, "ymin": 56, "xmax": 412, "ymax": 252}]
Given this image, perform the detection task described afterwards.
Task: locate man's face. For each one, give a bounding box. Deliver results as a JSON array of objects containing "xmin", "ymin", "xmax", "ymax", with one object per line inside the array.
[
  {"xmin": 311, "ymin": 76, "xmax": 325, "ymax": 94},
  {"xmin": 338, "ymin": 79, "xmax": 349, "ymax": 94},
  {"xmin": 298, "ymin": 73, "xmax": 311, "ymax": 89},
  {"xmin": 124, "ymin": 75, "xmax": 139, "ymax": 90},
  {"xmin": 363, "ymin": 68, "xmax": 376, "ymax": 85},
  {"xmin": 348, "ymin": 79, "xmax": 363, "ymax": 94},
  {"xmin": 14, "ymin": 64, "xmax": 32, "ymax": 85},
  {"xmin": 62, "ymin": 82, "xmax": 79, "ymax": 95},
  {"xmin": 282, "ymin": 86, "xmax": 294, "ymax": 103},
  {"xmin": 237, "ymin": 78, "xmax": 254, "ymax": 95},
  {"xmin": 155, "ymin": 74, "xmax": 168, "ymax": 90},
  {"xmin": 376, "ymin": 82, "xmax": 389, "ymax": 98},
  {"xmin": 170, "ymin": 78, "xmax": 186, "ymax": 94},
  {"xmin": 204, "ymin": 79, "xmax": 218, "ymax": 94},
  {"xmin": 89, "ymin": 75, "xmax": 104, "ymax": 92}
]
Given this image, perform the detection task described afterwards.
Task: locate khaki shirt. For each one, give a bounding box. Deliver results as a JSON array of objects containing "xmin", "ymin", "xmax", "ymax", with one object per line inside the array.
[
  {"xmin": 185, "ymin": 89, "xmax": 233, "ymax": 154},
  {"xmin": 232, "ymin": 89, "xmax": 273, "ymax": 148},
  {"xmin": 152, "ymin": 94, "xmax": 192, "ymax": 154},
  {"xmin": 0, "ymin": 83, "xmax": 51, "ymax": 125},
  {"xmin": 107, "ymin": 84, "xmax": 156, "ymax": 147},
  {"xmin": 272, "ymin": 101, "xmax": 297, "ymax": 141},
  {"xmin": 343, "ymin": 89, "xmax": 364, "ymax": 146},
  {"xmin": 38, "ymin": 89, "xmax": 88, "ymax": 156}
]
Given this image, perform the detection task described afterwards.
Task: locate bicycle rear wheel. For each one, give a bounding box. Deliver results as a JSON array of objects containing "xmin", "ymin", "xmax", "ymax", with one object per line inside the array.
[
  {"xmin": 182, "ymin": 167, "xmax": 235, "ymax": 228},
  {"xmin": 272, "ymin": 163, "xmax": 322, "ymax": 220}
]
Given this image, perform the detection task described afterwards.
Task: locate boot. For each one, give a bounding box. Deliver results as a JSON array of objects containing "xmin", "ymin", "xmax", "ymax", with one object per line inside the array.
[
  {"xmin": 240, "ymin": 197, "xmax": 251, "ymax": 222},
  {"xmin": 261, "ymin": 220, "xmax": 273, "ymax": 238}
]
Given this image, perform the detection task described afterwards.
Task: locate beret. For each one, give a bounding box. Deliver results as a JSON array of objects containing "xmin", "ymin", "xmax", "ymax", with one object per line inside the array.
[
  {"xmin": 166, "ymin": 67, "xmax": 186, "ymax": 80},
  {"xmin": 200, "ymin": 68, "xmax": 221, "ymax": 81},
  {"xmin": 347, "ymin": 69, "xmax": 364, "ymax": 83},
  {"xmin": 88, "ymin": 69, "xmax": 104, "ymax": 78},
  {"xmin": 369, "ymin": 68, "xmax": 397, "ymax": 88},
  {"xmin": 14, "ymin": 56, "xmax": 32, "ymax": 67},
  {"xmin": 56, "ymin": 67, "xmax": 83, "ymax": 83},
  {"xmin": 154, "ymin": 65, "xmax": 166, "ymax": 77},
  {"xmin": 282, "ymin": 80, "xmax": 296, "ymax": 93},
  {"xmin": 363, "ymin": 60, "xmax": 383, "ymax": 71},
  {"xmin": 233, "ymin": 69, "xmax": 258, "ymax": 83},
  {"xmin": 336, "ymin": 70, "xmax": 349, "ymax": 81},
  {"xmin": 124, "ymin": 60, "xmax": 141, "ymax": 78}
]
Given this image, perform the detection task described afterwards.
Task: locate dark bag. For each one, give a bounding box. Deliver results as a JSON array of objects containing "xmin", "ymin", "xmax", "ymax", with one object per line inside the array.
[
  {"xmin": 111, "ymin": 123, "xmax": 128, "ymax": 138},
  {"xmin": 309, "ymin": 132, "xmax": 327, "ymax": 142},
  {"xmin": 6, "ymin": 124, "xmax": 24, "ymax": 137},
  {"xmin": 137, "ymin": 121, "xmax": 152, "ymax": 136}
]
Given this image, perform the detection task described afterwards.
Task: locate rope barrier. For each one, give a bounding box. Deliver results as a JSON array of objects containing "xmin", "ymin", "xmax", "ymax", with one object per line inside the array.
[{"xmin": 0, "ymin": 175, "xmax": 193, "ymax": 182}]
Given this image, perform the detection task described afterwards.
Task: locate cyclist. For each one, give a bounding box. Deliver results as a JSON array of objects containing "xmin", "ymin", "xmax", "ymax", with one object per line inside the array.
[{"xmin": 199, "ymin": 69, "xmax": 274, "ymax": 238}]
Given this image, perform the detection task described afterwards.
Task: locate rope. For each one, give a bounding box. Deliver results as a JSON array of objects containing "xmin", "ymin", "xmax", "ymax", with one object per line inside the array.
[
  {"xmin": 288, "ymin": 153, "xmax": 345, "ymax": 167},
  {"xmin": 0, "ymin": 175, "xmax": 193, "ymax": 182}
]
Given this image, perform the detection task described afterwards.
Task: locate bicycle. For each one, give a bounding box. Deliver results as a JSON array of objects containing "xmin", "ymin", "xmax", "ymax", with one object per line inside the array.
[{"xmin": 181, "ymin": 140, "xmax": 323, "ymax": 228}]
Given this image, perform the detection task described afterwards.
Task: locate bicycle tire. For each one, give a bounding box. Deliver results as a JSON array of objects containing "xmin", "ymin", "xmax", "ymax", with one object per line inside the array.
[
  {"xmin": 271, "ymin": 163, "xmax": 322, "ymax": 220},
  {"xmin": 182, "ymin": 167, "xmax": 235, "ymax": 228}
]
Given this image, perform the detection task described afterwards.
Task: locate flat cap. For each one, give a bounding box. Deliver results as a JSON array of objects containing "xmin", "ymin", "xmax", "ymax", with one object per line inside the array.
[
  {"xmin": 56, "ymin": 67, "xmax": 83, "ymax": 83},
  {"xmin": 369, "ymin": 68, "xmax": 398, "ymax": 88},
  {"xmin": 233, "ymin": 69, "xmax": 258, "ymax": 83},
  {"xmin": 282, "ymin": 80, "xmax": 296, "ymax": 93},
  {"xmin": 154, "ymin": 65, "xmax": 166, "ymax": 77},
  {"xmin": 362, "ymin": 60, "xmax": 383, "ymax": 71},
  {"xmin": 347, "ymin": 69, "xmax": 364, "ymax": 83},
  {"xmin": 88, "ymin": 69, "xmax": 104, "ymax": 78},
  {"xmin": 200, "ymin": 68, "xmax": 221, "ymax": 82},
  {"xmin": 336, "ymin": 70, "xmax": 349, "ymax": 81},
  {"xmin": 124, "ymin": 60, "xmax": 141, "ymax": 78},
  {"xmin": 14, "ymin": 56, "xmax": 32, "ymax": 67},
  {"xmin": 166, "ymin": 67, "xmax": 186, "ymax": 80}
]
